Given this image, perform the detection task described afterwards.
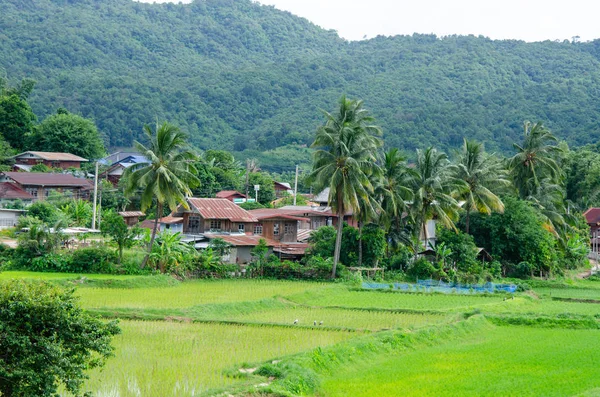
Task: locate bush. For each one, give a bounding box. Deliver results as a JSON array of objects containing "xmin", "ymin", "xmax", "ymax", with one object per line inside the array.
[
  {"xmin": 70, "ymin": 246, "xmax": 118, "ymax": 273},
  {"xmin": 259, "ymin": 256, "xmax": 343, "ymax": 280},
  {"xmin": 384, "ymin": 244, "xmax": 413, "ymax": 271},
  {"xmin": 29, "ymin": 253, "xmax": 71, "ymax": 273},
  {"xmin": 406, "ymin": 257, "xmax": 437, "ymax": 279}
]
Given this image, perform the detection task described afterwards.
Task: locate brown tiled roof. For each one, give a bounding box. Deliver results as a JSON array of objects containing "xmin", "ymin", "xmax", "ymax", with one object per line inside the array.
[
  {"xmin": 204, "ymin": 233, "xmax": 278, "ymax": 247},
  {"xmin": 13, "ymin": 151, "xmax": 88, "ymax": 162},
  {"xmin": 584, "ymin": 208, "xmax": 600, "ymax": 225},
  {"xmin": 119, "ymin": 211, "xmax": 145, "ymax": 218},
  {"xmin": 0, "ymin": 182, "xmax": 34, "ymax": 200},
  {"xmin": 187, "ymin": 198, "xmax": 258, "ymax": 222},
  {"xmin": 1, "ymin": 172, "xmax": 90, "ymax": 187},
  {"xmin": 216, "ymin": 190, "xmax": 246, "ymax": 199}
]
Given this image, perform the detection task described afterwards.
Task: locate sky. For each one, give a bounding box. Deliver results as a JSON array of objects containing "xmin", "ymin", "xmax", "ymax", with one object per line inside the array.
[{"xmin": 140, "ymin": 0, "xmax": 600, "ymax": 43}]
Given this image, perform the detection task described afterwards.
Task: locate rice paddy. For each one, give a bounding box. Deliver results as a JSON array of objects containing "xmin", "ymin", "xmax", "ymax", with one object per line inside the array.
[
  {"xmin": 319, "ymin": 326, "xmax": 600, "ymax": 397},
  {"xmin": 4, "ymin": 271, "xmax": 600, "ymax": 396}
]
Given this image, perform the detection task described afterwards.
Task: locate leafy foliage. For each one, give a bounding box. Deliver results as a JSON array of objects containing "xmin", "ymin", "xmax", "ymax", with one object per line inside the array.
[{"xmin": 0, "ymin": 279, "xmax": 120, "ymax": 397}]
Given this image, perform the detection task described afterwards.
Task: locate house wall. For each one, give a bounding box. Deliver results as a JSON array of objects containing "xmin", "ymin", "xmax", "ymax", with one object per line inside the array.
[
  {"xmin": 228, "ymin": 246, "xmax": 273, "ymax": 264},
  {"xmin": 22, "ymin": 185, "xmax": 88, "ymax": 202},
  {"xmin": 162, "ymin": 222, "xmax": 183, "ymax": 233},
  {"xmin": 0, "ymin": 211, "xmax": 21, "ymax": 229},
  {"xmin": 15, "ymin": 159, "xmax": 82, "ymax": 169},
  {"xmin": 260, "ymin": 219, "xmax": 298, "ymax": 242}
]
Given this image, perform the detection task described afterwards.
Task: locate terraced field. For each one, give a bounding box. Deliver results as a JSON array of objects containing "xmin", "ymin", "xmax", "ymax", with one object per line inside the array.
[{"xmin": 2, "ymin": 271, "xmax": 599, "ymax": 396}]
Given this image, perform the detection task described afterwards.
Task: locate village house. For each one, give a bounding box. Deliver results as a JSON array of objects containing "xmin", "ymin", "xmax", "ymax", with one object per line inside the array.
[
  {"xmin": 0, "ymin": 182, "xmax": 35, "ymax": 206},
  {"xmin": 215, "ymin": 190, "xmax": 248, "ymax": 203},
  {"xmin": 0, "ymin": 172, "xmax": 92, "ymax": 202},
  {"xmin": 11, "ymin": 151, "xmax": 88, "ymax": 171},
  {"xmin": 139, "ymin": 215, "xmax": 184, "ymax": 233},
  {"xmin": 101, "ymin": 154, "xmax": 148, "ymax": 186},
  {"xmin": 273, "ymin": 181, "xmax": 293, "ymax": 198}
]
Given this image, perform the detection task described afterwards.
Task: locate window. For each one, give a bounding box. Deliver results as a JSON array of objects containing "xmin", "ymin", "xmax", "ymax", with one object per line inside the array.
[
  {"xmin": 25, "ymin": 188, "xmax": 38, "ymax": 198},
  {"xmin": 44, "ymin": 189, "xmax": 51, "ymax": 198},
  {"xmin": 273, "ymin": 223, "xmax": 280, "ymax": 236},
  {"xmin": 238, "ymin": 223, "xmax": 245, "ymax": 233},
  {"xmin": 284, "ymin": 223, "xmax": 294, "ymax": 235},
  {"xmin": 210, "ymin": 220, "xmax": 222, "ymax": 231},
  {"xmin": 254, "ymin": 224, "xmax": 263, "ymax": 235}
]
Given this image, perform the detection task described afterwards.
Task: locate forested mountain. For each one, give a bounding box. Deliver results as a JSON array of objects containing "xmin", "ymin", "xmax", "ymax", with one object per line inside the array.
[{"xmin": 2, "ymin": 0, "xmax": 600, "ymax": 171}]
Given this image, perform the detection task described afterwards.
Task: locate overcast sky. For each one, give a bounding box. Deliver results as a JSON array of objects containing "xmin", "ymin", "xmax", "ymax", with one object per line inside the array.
[{"xmin": 139, "ymin": 0, "xmax": 600, "ymax": 42}]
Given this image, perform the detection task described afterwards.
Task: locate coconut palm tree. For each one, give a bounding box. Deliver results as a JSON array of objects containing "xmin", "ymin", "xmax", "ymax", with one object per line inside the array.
[
  {"xmin": 508, "ymin": 121, "xmax": 562, "ymax": 199},
  {"xmin": 376, "ymin": 148, "xmax": 415, "ymax": 231},
  {"xmin": 308, "ymin": 96, "xmax": 382, "ymax": 277},
  {"xmin": 454, "ymin": 139, "xmax": 508, "ymax": 234},
  {"xmin": 409, "ymin": 147, "xmax": 463, "ymax": 247},
  {"xmin": 124, "ymin": 121, "xmax": 199, "ymax": 268}
]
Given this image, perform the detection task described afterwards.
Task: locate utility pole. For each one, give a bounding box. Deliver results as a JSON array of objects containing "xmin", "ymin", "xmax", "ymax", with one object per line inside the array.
[
  {"xmin": 293, "ymin": 165, "xmax": 299, "ymax": 206},
  {"xmin": 91, "ymin": 161, "xmax": 99, "ymax": 230}
]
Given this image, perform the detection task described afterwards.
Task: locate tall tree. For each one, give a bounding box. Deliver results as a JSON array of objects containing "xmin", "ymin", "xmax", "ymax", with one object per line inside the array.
[
  {"xmin": 508, "ymin": 121, "xmax": 562, "ymax": 200},
  {"xmin": 124, "ymin": 121, "xmax": 199, "ymax": 269},
  {"xmin": 308, "ymin": 96, "xmax": 382, "ymax": 277},
  {"xmin": 0, "ymin": 78, "xmax": 36, "ymax": 150},
  {"xmin": 376, "ymin": 148, "xmax": 414, "ymax": 231},
  {"xmin": 454, "ymin": 139, "xmax": 507, "ymax": 233},
  {"xmin": 29, "ymin": 109, "xmax": 106, "ymax": 159},
  {"xmin": 409, "ymin": 147, "xmax": 462, "ymax": 247}
]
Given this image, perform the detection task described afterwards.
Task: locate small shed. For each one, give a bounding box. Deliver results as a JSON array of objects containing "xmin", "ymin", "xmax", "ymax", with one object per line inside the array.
[
  {"xmin": 0, "ymin": 209, "xmax": 26, "ymax": 229},
  {"xmin": 119, "ymin": 211, "xmax": 145, "ymax": 227}
]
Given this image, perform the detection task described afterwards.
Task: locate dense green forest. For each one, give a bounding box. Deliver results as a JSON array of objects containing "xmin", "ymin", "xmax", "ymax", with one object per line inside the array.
[{"xmin": 2, "ymin": 0, "xmax": 600, "ymax": 171}]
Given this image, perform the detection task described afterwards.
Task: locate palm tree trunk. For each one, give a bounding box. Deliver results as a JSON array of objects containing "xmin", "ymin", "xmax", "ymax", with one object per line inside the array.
[
  {"xmin": 332, "ymin": 202, "xmax": 344, "ymax": 279},
  {"xmin": 358, "ymin": 221, "xmax": 363, "ymax": 267},
  {"xmin": 141, "ymin": 202, "xmax": 162, "ymax": 269}
]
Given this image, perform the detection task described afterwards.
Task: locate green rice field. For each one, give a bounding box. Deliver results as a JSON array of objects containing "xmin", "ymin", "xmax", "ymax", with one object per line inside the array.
[
  {"xmin": 2, "ymin": 271, "xmax": 599, "ymax": 396},
  {"xmin": 319, "ymin": 326, "xmax": 600, "ymax": 397}
]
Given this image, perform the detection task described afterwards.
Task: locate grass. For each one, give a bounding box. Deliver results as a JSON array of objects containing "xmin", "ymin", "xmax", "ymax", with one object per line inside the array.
[
  {"xmin": 81, "ymin": 320, "xmax": 354, "ymax": 397},
  {"xmin": 77, "ymin": 279, "xmax": 327, "ymax": 309},
  {"xmin": 318, "ymin": 325, "xmax": 600, "ymax": 396},
  {"xmin": 223, "ymin": 306, "xmax": 447, "ymax": 331},
  {"xmin": 4, "ymin": 273, "xmax": 600, "ymax": 396},
  {"xmin": 0, "ymin": 270, "xmax": 140, "ymax": 280},
  {"xmin": 285, "ymin": 286, "xmax": 510, "ymax": 312}
]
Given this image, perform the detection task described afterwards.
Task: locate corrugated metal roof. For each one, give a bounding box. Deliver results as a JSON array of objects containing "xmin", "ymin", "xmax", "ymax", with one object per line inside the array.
[
  {"xmin": 273, "ymin": 243, "xmax": 309, "ymax": 256},
  {"xmin": 159, "ymin": 215, "xmax": 184, "ymax": 225},
  {"xmin": 0, "ymin": 182, "xmax": 34, "ymax": 200},
  {"xmin": 1, "ymin": 172, "xmax": 91, "ymax": 187},
  {"xmin": 585, "ymin": 208, "xmax": 600, "ymax": 225},
  {"xmin": 188, "ymin": 198, "xmax": 258, "ymax": 222},
  {"xmin": 216, "ymin": 190, "xmax": 246, "ymax": 199},
  {"xmin": 297, "ymin": 229, "xmax": 312, "ymax": 242},
  {"xmin": 204, "ymin": 233, "xmax": 278, "ymax": 247},
  {"xmin": 248, "ymin": 209, "xmax": 309, "ymax": 222},
  {"xmin": 119, "ymin": 211, "xmax": 145, "ymax": 217},
  {"xmin": 13, "ymin": 151, "xmax": 88, "ymax": 162}
]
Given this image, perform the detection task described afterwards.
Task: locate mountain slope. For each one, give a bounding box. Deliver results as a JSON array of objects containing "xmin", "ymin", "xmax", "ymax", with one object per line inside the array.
[{"xmin": 2, "ymin": 0, "xmax": 600, "ymax": 168}]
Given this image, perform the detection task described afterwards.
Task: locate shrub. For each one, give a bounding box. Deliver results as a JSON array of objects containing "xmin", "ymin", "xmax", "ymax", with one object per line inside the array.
[
  {"xmin": 70, "ymin": 246, "xmax": 118, "ymax": 273},
  {"xmin": 406, "ymin": 257, "xmax": 437, "ymax": 279},
  {"xmin": 29, "ymin": 253, "xmax": 71, "ymax": 273}
]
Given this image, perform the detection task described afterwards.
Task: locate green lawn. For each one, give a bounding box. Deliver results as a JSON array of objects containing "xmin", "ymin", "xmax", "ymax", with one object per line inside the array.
[
  {"xmin": 81, "ymin": 320, "xmax": 354, "ymax": 397},
  {"xmin": 319, "ymin": 325, "xmax": 600, "ymax": 396}
]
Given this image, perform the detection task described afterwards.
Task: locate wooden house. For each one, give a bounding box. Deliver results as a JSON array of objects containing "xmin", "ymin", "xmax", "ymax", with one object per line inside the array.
[
  {"xmin": 11, "ymin": 151, "xmax": 88, "ymax": 170},
  {"xmin": 0, "ymin": 172, "xmax": 92, "ymax": 201}
]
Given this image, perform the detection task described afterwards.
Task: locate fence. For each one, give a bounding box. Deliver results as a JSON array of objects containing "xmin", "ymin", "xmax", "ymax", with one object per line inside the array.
[{"xmin": 362, "ymin": 279, "xmax": 517, "ymax": 294}]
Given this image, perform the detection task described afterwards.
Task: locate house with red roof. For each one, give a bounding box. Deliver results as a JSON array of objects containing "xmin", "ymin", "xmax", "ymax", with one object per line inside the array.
[
  {"xmin": 215, "ymin": 190, "xmax": 248, "ymax": 203},
  {"xmin": 0, "ymin": 182, "xmax": 35, "ymax": 206},
  {"xmin": 0, "ymin": 172, "xmax": 92, "ymax": 202},
  {"xmin": 584, "ymin": 208, "xmax": 600, "ymax": 237}
]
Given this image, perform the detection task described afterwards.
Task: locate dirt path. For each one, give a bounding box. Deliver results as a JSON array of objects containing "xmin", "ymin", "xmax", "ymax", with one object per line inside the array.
[{"xmin": 577, "ymin": 259, "xmax": 600, "ymax": 279}]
